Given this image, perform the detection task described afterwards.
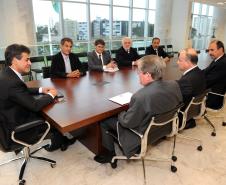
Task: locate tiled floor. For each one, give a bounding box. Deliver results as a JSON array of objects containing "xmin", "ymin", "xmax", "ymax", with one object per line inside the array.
[{"xmin": 1, "ymin": 109, "xmax": 226, "ymax": 185}]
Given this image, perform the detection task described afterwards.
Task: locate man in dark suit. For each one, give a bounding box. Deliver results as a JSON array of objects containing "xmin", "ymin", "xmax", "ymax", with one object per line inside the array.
[
  {"xmin": 204, "ymin": 40, "xmax": 226, "ymax": 109},
  {"xmin": 88, "ymin": 39, "xmax": 117, "ymax": 71},
  {"xmin": 115, "ymin": 37, "xmax": 140, "ymax": 67},
  {"xmin": 176, "ymin": 48, "xmax": 206, "ymax": 129},
  {"xmin": 145, "ymin": 37, "xmax": 170, "ymax": 62},
  {"xmin": 0, "ymin": 44, "xmax": 75, "ymax": 151},
  {"xmin": 94, "ymin": 55, "xmax": 182, "ymax": 163},
  {"xmin": 0, "ymin": 44, "xmax": 57, "ymax": 138},
  {"xmin": 50, "ymin": 37, "xmax": 86, "ymax": 78}
]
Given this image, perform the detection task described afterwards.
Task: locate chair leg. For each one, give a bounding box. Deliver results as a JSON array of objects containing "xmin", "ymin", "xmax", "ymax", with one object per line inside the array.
[
  {"xmin": 0, "ymin": 156, "xmax": 23, "ymax": 166},
  {"xmin": 204, "ymin": 115, "xmax": 216, "ymax": 136},
  {"xmin": 30, "ymin": 144, "xmax": 49, "ymax": 155},
  {"xmin": 19, "ymin": 159, "xmax": 27, "ymax": 184},
  {"xmin": 171, "ymin": 135, "xmax": 177, "ymax": 162},
  {"xmin": 141, "ymin": 158, "xmax": 146, "ymax": 185},
  {"xmin": 30, "ymin": 156, "xmax": 56, "ymax": 167},
  {"xmin": 176, "ymin": 134, "xmax": 202, "ymax": 151}
]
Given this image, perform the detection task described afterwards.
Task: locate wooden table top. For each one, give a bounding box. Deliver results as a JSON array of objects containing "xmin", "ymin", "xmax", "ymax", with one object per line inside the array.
[{"xmin": 27, "ymin": 60, "xmax": 183, "ymax": 133}]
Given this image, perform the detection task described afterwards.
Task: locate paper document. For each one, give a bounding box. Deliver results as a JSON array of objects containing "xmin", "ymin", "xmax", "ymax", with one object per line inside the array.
[
  {"xmin": 109, "ymin": 92, "xmax": 133, "ymax": 105},
  {"xmin": 104, "ymin": 67, "xmax": 119, "ymax": 72}
]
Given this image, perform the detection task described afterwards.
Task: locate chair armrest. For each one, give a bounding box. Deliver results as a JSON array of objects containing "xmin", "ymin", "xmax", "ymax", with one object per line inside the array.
[
  {"xmin": 14, "ymin": 120, "xmax": 45, "ymax": 133},
  {"xmin": 12, "ymin": 121, "xmax": 50, "ymax": 147},
  {"xmin": 208, "ymin": 92, "xmax": 225, "ymax": 97}
]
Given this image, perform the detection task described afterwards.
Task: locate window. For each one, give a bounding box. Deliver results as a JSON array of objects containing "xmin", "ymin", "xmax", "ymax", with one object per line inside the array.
[
  {"xmin": 132, "ymin": 9, "xmax": 145, "ymax": 38},
  {"xmin": 31, "ymin": 0, "xmax": 156, "ymax": 55},
  {"xmin": 191, "ymin": 2, "xmax": 214, "ymax": 50},
  {"xmin": 113, "ymin": 0, "xmax": 129, "ymax": 6},
  {"xmin": 90, "ymin": 4, "xmax": 110, "ymax": 40},
  {"xmin": 63, "ymin": 3, "xmax": 87, "ymax": 41},
  {"xmin": 32, "ymin": 0, "xmax": 61, "ymax": 55},
  {"xmin": 112, "ymin": 7, "xmax": 129, "ymax": 38}
]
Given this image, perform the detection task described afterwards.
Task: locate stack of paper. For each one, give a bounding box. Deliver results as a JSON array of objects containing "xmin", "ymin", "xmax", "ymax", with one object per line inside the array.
[
  {"xmin": 104, "ymin": 67, "xmax": 119, "ymax": 72},
  {"xmin": 109, "ymin": 92, "xmax": 133, "ymax": 105}
]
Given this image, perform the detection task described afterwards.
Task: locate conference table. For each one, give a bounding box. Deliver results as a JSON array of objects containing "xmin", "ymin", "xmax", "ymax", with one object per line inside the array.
[{"xmin": 26, "ymin": 60, "xmax": 182, "ymax": 154}]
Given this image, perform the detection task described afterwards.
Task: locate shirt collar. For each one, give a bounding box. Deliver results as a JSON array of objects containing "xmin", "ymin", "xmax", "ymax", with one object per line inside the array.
[
  {"xmin": 61, "ymin": 52, "xmax": 69, "ymax": 60},
  {"xmin": 95, "ymin": 51, "xmax": 102, "ymax": 57},
  {"xmin": 9, "ymin": 66, "xmax": 23, "ymax": 81},
  {"xmin": 183, "ymin": 65, "xmax": 197, "ymax": 75},
  {"xmin": 214, "ymin": 54, "xmax": 224, "ymax": 62}
]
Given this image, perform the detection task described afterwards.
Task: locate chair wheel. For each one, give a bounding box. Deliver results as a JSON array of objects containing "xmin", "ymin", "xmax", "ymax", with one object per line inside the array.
[
  {"xmin": 211, "ymin": 132, "xmax": 216, "ymax": 136},
  {"xmin": 197, "ymin": 145, "xmax": 202, "ymax": 151},
  {"xmin": 171, "ymin": 156, "xmax": 177, "ymax": 162},
  {"xmin": 111, "ymin": 160, "xmax": 117, "ymax": 169},
  {"xmin": 171, "ymin": 165, "xmax": 177, "ymax": 173},
  {"xmin": 51, "ymin": 163, "xmax": 56, "ymax": 168},
  {"xmin": 222, "ymin": 122, "xmax": 226, "ymax": 126},
  {"xmin": 19, "ymin": 179, "xmax": 26, "ymax": 185}
]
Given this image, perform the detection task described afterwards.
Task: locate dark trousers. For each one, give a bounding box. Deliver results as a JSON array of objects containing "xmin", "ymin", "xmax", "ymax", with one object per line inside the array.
[{"xmin": 100, "ymin": 116, "xmax": 118, "ymax": 153}]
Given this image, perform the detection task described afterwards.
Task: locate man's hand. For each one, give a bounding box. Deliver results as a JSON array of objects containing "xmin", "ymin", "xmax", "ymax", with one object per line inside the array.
[
  {"xmin": 66, "ymin": 70, "xmax": 80, "ymax": 78},
  {"xmin": 106, "ymin": 60, "xmax": 117, "ymax": 69},
  {"xmin": 42, "ymin": 87, "xmax": 58, "ymax": 98}
]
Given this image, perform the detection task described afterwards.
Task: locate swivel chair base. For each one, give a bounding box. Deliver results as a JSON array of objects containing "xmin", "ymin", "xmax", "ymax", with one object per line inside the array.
[{"xmin": 0, "ymin": 144, "xmax": 56, "ymax": 185}]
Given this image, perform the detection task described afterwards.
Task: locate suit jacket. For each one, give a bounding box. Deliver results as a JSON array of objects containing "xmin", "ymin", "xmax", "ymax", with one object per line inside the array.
[
  {"xmin": 204, "ymin": 54, "xmax": 226, "ymax": 94},
  {"xmin": 115, "ymin": 47, "xmax": 140, "ymax": 67},
  {"xmin": 145, "ymin": 45, "xmax": 168, "ymax": 58},
  {"xmin": 50, "ymin": 52, "xmax": 86, "ymax": 78},
  {"xmin": 117, "ymin": 80, "xmax": 182, "ymax": 158},
  {"xmin": 177, "ymin": 66, "xmax": 206, "ymax": 108},
  {"xmin": 88, "ymin": 50, "xmax": 111, "ymax": 71},
  {"xmin": 0, "ymin": 67, "xmax": 54, "ymax": 131}
]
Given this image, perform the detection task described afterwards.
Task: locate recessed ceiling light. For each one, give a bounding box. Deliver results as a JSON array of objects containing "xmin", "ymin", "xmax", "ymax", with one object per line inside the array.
[{"xmin": 217, "ymin": 2, "xmax": 224, "ymax": 5}]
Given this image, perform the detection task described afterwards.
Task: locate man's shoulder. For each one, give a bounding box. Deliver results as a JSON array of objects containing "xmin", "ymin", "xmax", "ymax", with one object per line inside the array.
[{"xmin": 52, "ymin": 52, "xmax": 61, "ymax": 59}]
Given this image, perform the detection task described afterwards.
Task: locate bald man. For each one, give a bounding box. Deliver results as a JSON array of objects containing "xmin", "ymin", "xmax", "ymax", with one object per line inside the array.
[
  {"xmin": 115, "ymin": 37, "xmax": 140, "ymax": 67},
  {"xmin": 176, "ymin": 48, "xmax": 206, "ymax": 129}
]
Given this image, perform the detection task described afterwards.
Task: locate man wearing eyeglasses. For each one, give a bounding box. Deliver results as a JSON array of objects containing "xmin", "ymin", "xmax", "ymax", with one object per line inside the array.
[{"xmin": 94, "ymin": 55, "xmax": 182, "ymax": 163}]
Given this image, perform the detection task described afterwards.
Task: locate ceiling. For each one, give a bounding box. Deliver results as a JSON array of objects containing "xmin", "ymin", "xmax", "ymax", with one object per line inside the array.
[{"xmin": 192, "ymin": 0, "xmax": 226, "ymax": 9}]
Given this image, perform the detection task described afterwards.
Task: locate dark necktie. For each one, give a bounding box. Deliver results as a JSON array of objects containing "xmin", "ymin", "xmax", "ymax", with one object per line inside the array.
[{"xmin": 99, "ymin": 55, "xmax": 103, "ymax": 65}]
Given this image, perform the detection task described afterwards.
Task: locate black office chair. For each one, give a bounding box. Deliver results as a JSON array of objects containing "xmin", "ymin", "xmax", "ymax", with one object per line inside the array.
[
  {"xmin": 109, "ymin": 104, "xmax": 182, "ymax": 184},
  {"xmin": 177, "ymin": 91, "xmax": 208, "ymax": 151},
  {"xmin": 166, "ymin": 44, "xmax": 177, "ymax": 57},
  {"xmin": 204, "ymin": 92, "xmax": 226, "ymax": 136},
  {"xmin": 0, "ymin": 114, "xmax": 56, "ymax": 185}
]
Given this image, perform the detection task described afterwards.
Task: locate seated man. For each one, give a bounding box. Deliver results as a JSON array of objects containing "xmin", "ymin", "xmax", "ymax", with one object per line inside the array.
[
  {"xmin": 176, "ymin": 48, "xmax": 206, "ymax": 129},
  {"xmin": 94, "ymin": 55, "xmax": 182, "ymax": 163},
  {"xmin": 203, "ymin": 40, "xmax": 226, "ymax": 109},
  {"xmin": 145, "ymin": 37, "xmax": 170, "ymax": 62},
  {"xmin": 88, "ymin": 39, "xmax": 117, "ymax": 71},
  {"xmin": 50, "ymin": 37, "xmax": 86, "ymax": 78},
  {"xmin": 115, "ymin": 37, "xmax": 140, "ymax": 67},
  {"xmin": 0, "ymin": 44, "xmax": 75, "ymax": 151}
]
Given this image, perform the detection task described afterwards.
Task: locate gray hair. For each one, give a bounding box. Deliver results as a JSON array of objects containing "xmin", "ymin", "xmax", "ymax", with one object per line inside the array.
[{"xmin": 138, "ymin": 55, "xmax": 166, "ymax": 80}]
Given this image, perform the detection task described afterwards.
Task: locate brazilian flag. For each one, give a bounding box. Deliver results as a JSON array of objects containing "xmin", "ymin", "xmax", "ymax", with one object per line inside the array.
[{"xmin": 52, "ymin": 0, "xmax": 60, "ymax": 14}]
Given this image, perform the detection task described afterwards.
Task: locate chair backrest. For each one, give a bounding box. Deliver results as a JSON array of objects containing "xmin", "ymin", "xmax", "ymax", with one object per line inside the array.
[
  {"xmin": 180, "ymin": 90, "xmax": 208, "ymax": 130},
  {"xmin": 159, "ymin": 45, "xmax": 166, "ymax": 51},
  {"xmin": 139, "ymin": 104, "xmax": 182, "ymax": 156}
]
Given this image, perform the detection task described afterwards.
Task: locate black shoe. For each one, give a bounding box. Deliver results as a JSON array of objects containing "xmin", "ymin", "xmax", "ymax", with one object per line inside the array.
[
  {"xmin": 94, "ymin": 150, "xmax": 115, "ymax": 164},
  {"xmin": 185, "ymin": 119, "xmax": 196, "ymax": 129},
  {"xmin": 94, "ymin": 154, "xmax": 113, "ymax": 164},
  {"xmin": 60, "ymin": 137, "xmax": 76, "ymax": 151},
  {"xmin": 44, "ymin": 144, "xmax": 57, "ymax": 152}
]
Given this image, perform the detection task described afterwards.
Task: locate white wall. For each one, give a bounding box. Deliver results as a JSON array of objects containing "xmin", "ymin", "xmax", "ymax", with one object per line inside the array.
[
  {"xmin": 0, "ymin": 0, "xmax": 36, "ymax": 47},
  {"xmin": 212, "ymin": 7, "xmax": 226, "ymax": 44},
  {"xmin": 170, "ymin": 0, "xmax": 191, "ymax": 51},
  {"xmin": 154, "ymin": 0, "xmax": 173, "ymax": 45}
]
